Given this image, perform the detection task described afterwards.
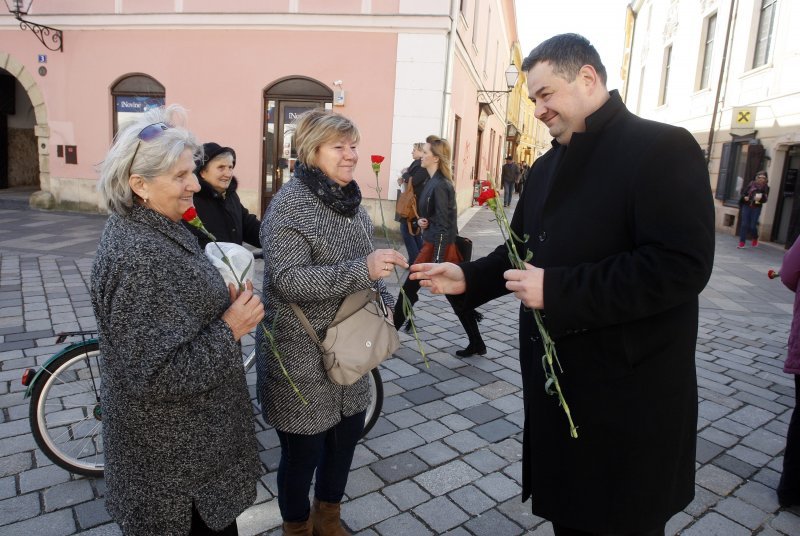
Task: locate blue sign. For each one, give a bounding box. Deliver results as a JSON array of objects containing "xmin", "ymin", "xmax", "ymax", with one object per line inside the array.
[
  {"xmin": 115, "ymin": 96, "xmax": 165, "ymax": 113},
  {"xmin": 38, "ymin": 55, "xmax": 47, "ymax": 63}
]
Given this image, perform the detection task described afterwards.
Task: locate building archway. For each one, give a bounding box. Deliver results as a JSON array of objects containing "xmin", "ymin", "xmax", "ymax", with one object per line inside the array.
[
  {"xmin": 260, "ymin": 76, "xmax": 332, "ymax": 214},
  {"xmin": 0, "ymin": 52, "xmax": 54, "ymax": 208}
]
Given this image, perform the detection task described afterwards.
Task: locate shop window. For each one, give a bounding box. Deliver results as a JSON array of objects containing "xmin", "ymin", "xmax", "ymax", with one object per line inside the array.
[{"xmin": 111, "ymin": 74, "xmax": 165, "ymax": 136}]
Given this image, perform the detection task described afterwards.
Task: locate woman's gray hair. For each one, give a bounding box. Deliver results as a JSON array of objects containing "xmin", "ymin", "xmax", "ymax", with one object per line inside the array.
[
  {"xmin": 97, "ymin": 104, "xmax": 200, "ymax": 215},
  {"xmin": 292, "ymin": 109, "xmax": 361, "ymax": 169}
]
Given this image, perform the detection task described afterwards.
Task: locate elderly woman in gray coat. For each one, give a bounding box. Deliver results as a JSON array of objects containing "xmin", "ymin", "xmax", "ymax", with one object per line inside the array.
[
  {"xmin": 91, "ymin": 105, "xmax": 264, "ymax": 535},
  {"xmin": 256, "ymin": 110, "xmax": 407, "ymax": 536}
]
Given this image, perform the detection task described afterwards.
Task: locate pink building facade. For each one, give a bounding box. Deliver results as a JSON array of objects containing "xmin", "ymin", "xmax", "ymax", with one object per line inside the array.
[{"xmin": 0, "ymin": 0, "xmax": 518, "ymax": 221}]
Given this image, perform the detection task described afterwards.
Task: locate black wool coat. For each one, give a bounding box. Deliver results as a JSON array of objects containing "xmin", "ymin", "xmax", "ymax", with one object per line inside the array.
[
  {"xmin": 188, "ymin": 176, "xmax": 261, "ymax": 248},
  {"xmin": 461, "ymin": 91, "xmax": 715, "ymax": 532}
]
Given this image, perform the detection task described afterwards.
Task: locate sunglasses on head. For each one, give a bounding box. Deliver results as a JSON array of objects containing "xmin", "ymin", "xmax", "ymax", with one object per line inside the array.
[{"xmin": 127, "ymin": 122, "xmax": 170, "ymax": 178}]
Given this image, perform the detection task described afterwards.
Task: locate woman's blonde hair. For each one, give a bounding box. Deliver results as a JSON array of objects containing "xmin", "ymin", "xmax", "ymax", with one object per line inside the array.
[
  {"xmin": 292, "ymin": 110, "xmax": 361, "ymax": 169},
  {"xmin": 97, "ymin": 105, "xmax": 199, "ymax": 215},
  {"xmin": 428, "ymin": 138, "xmax": 453, "ymax": 182}
]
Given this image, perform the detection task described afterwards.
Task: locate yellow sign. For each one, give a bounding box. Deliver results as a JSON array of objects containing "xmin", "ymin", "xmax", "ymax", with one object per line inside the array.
[{"xmin": 732, "ymin": 106, "xmax": 756, "ymax": 129}]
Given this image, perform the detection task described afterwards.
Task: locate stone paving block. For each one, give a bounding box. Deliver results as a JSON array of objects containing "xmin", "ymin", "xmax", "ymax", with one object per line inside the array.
[
  {"xmin": 493, "ymin": 369, "xmax": 524, "ymax": 388},
  {"xmin": 364, "ymin": 429, "xmax": 425, "ymax": 458},
  {"xmin": 341, "ymin": 492, "xmax": 398, "ymax": 532},
  {"xmin": 0, "ymin": 492, "xmax": 40, "ymax": 525},
  {"xmin": 448, "ymin": 484, "xmax": 495, "ymax": 514},
  {"xmin": 684, "ymin": 485, "xmax": 721, "ymax": 517},
  {"xmin": 0, "ymin": 419, "xmax": 31, "ymax": 441},
  {"xmin": 381, "ymin": 479, "xmax": 430, "ymax": 511},
  {"xmin": 401, "ymin": 386, "xmax": 445, "ymax": 406},
  {"xmin": 498, "ymin": 497, "xmax": 545, "ymax": 530},
  {"xmin": 734, "ymin": 480, "xmax": 781, "ymax": 513},
  {"xmin": 474, "ymin": 472, "xmax": 521, "ymax": 502},
  {"xmin": 473, "ymin": 418, "xmax": 521, "ymax": 443},
  {"xmin": 474, "ymin": 380, "xmax": 518, "ymax": 401},
  {"xmin": 464, "ymin": 508, "xmax": 524, "ymax": 536},
  {"xmin": 43, "ymin": 478, "xmax": 95, "ymax": 511},
  {"xmin": 413, "ymin": 496, "xmax": 469, "ymax": 533},
  {"xmin": 665, "ymin": 511, "xmax": 693, "ymax": 535},
  {"xmin": 714, "ymin": 417, "xmax": 754, "ymax": 436},
  {"xmin": 681, "ymin": 511, "xmax": 751, "ymax": 536},
  {"xmin": 443, "ymin": 430, "xmax": 488, "ymax": 454},
  {"xmin": 698, "ymin": 400, "xmax": 733, "ymax": 421},
  {"xmin": 695, "ymin": 464, "xmax": 743, "ymax": 496},
  {"xmin": 728, "ymin": 405, "xmax": 777, "ymax": 428},
  {"xmin": 771, "ymin": 509, "xmax": 800, "ymax": 535},
  {"xmin": 503, "ymin": 460, "xmax": 523, "ymax": 485},
  {"xmin": 752, "ymin": 466, "xmax": 782, "ymax": 489},
  {"xmin": 414, "ymin": 460, "xmax": 481, "ymax": 496},
  {"xmin": 741, "ymin": 427, "xmax": 787, "ymax": 457},
  {"xmin": 18, "ymin": 465, "xmax": 72, "ymax": 494},
  {"xmin": 460, "ymin": 403, "xmax": 505, "ymax": 425},
  {"xmin": 413, "ymin": 400, "xmax": 456, "ymax": 420},
  {"xmin": 374, "ymin": 512, "xmax": 433, "ymax": 536},
  {"xmin": 713, "ymin": 453, "xmax": 758, "ymax": 480},
  {"xmin": 362, "ymin": 418, "xmax": 397, "ymax": 440},
  {"xmin": 385, "ymin": 408, "xmax": 426, "ymax": 429},
  {"xmin": 73, "ymin": 523, "xmax": 122, "ymax": 535},
  {"xmin": 74, "ymin": 498, "xmax": 113, "ymax": 529},
  {"xmin": 392, "ymin": 373, "xmax": 437, "ymax": 391},
  {"xmin": 698, "ymin": 425, "xmax": 739, "ymax": 448},
  {"xmin": 0, "ymin": 476, "xmax": 14, "ymax": 501},
  {"xmin": 727, "ymin": 444, "xmax": 772, "ymax": 467},
  {"xmin": 410, "ymin": 420, "xmax": 451, "ymax": 442},
  {"xmin": 463, "ymin": 449, "xmax": 507, "ymax": 474},
  {"xmin": 412, "ymin": 440, "xmax": 459, "ymax": 466},
  {"xmin": 434, "ymin": 377, "xmax": 480, "ymax": 396},
  {"xmin": 695, "ymin": 437, "xmax": 726, "ymax": 464},
  {"xmin": 439, "ymin": 413, "xmax": 475, "ymax": 432},
  {"xmin": 0, "ymin": 507, "xmax": 76, "ymax": 535},
  {"xmin": 369, "ymin": 452, "xmax": 428, "ymax": 484},
  {"xmin": 444, "ymin": 390, "xmax": 488, "ymax": 410},
  {"xmin": 734, "ymin": 391, "xmax": 791, "ymax": 415},
  {"xmin": 345, "ymin": 467, "xmax": 384, "ymax": 498},
  {"xmin": 713, "ymin": 496, "xmax": 770, "ymax": 530}
]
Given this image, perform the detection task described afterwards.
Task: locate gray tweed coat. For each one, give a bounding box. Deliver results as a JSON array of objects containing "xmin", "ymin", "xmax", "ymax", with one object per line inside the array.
[
  {"xmin": 90, "ymin": 205, "xmax": 261, "ymax": 535},
  {"xmin": 256, "ymin": 178, "xmax": 394, "ymax": 435}
]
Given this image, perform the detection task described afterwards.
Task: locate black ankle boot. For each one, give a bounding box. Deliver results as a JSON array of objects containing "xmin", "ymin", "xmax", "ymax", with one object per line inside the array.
[
  {"xmin": 393, "ymin": 299, "xmax": 406, "ymax": 331},
  {"xmin": 456, "ymin": 342, "xmax": 486, "ymax": 357},
  {"xmin": 455, "ymin": 309, "xmax": 486, "ymax": 357}
]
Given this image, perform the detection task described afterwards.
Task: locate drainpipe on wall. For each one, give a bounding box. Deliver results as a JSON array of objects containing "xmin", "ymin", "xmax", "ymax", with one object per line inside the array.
[
  {"xmin": 440, "ymin": 0, "xmax": 459, "ymax": 138},
  {"xmin": 706, "ymin": 0, "xmax": 738, "ymax": 166}
]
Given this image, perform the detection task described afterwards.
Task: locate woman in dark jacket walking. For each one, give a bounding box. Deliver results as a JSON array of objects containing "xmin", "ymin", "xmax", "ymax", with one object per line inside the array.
[
  {"xmin": 778, "ymin": 238, "xmax": 800, "ymax": 508},
  {"xmin": 396, "ymin": 142, "xmax": 427, "ymax": 262},
  {"xmin": 189, "ymin": 142, "xmax": 261, "ymax": 248},
  {"xmin": 393, "ymin": 138, "xmax": 486, "ymax": 356}
]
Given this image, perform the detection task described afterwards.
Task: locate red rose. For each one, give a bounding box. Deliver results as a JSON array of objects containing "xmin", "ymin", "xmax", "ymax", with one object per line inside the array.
[
  {"xmin": 768, "ymin": 269, "xmax": 780, "ymax": 279},
  {"xmin": 477, "ymin": 188, "xmax": 498, "ymax": 206},
  {"xmin": 182, "ymin": 207, "xmax": 198, "ymax": 222},
  {"xmin": 371, "ymin": 155, "xmax": 385, "ymax": 164}
]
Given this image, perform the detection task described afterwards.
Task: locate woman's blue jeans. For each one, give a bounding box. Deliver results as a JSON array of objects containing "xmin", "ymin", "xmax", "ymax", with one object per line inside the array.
[
  {"xmin": 400, "ymin": 218, "xmax": 423, "ymax": 262},
  {"xmin": 739, "ymin": 205, "xmax": 762, "ymax": 242},
  {"xmin": 276, "ymin": 410, "xmax": 366, "ymax": 522}
]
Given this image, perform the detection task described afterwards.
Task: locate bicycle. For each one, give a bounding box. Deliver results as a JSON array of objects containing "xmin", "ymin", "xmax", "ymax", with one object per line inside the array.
[{"xmin": 21, "ymin": 330, "xmax": 384, "ymax": 478}]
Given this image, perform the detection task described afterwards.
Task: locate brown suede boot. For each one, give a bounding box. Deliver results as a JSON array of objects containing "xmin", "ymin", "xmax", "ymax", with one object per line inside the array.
[
  {"xmin": 282, "ymin": 518, "xmax": 312, "ymax": 536},
  {"xmin": 311, "ymin": 498, "xmax": 351, "ymax": 536}
]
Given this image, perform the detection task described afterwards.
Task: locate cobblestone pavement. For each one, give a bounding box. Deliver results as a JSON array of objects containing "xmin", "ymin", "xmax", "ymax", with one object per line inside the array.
[{"xmin": 1, "ymin": 196, "xmax": 799, "ymax": 536}]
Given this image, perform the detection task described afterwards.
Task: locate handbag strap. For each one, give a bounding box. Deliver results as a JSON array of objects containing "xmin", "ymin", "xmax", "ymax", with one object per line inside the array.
[{"xmin": 288, "ymin": 303, "xmax": 324, "ymax": 349}]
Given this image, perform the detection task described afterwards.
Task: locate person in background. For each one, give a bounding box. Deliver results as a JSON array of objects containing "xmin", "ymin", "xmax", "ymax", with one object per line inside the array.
[
  {"xmin": 396, "ymin": 142, "xmax": 427, "ymax": 262},
  {"xmin": 92, "ymin": 105, "xmax": 264, "ymax": 535},
  {"xmin": 501, "ymin": 155, "xmax": 520, "ymax": 207},
  {"xmin": 256, "ymin": 109, "xmax": 406, "ymax": 536},
  {"xmin": 394, "ymin": 137, "xmax": 487, "ymax": 357},
  {"xmin": 778, "ymin": 238, "xmax": 800, "ymax": 508},
  {"xmin": 738, "ymin": 171, "xmax": 769, "ymax": 249},
  {"xmin": 188, "ymin": 142, "xmax": 261, "ymax": 249},
  {"xmin": 411, "ymin": 33, "xmax": 715, "ymax": 535}
]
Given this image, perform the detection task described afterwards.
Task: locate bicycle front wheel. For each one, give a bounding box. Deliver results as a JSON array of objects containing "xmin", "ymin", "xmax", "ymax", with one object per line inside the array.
[
  {"xmin": 29, "ymin": 343, "xmax": 105, "ymax": 478},
  {"xmin": 361, "ymin": 367, "xmax": 384, "ymax": 438}
]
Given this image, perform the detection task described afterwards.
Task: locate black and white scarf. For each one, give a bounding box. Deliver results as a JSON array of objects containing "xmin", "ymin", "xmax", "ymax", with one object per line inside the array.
[{"xmin": 293, "ymin": 162, "xmax": 362, "ymax": 217}]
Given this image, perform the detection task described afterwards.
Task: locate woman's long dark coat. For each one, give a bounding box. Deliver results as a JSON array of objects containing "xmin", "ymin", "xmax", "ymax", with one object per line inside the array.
[{"xmin": 461, "ymin": 92, "xmax": 715, "ymax": 533}]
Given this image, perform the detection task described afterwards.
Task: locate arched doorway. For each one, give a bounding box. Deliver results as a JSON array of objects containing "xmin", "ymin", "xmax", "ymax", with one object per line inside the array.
[
  {"xmin": 0, "ymin": 52, "xmax": 55, "ymax": 208},
  {"xmin": 261, "ymin": 76, "xmax": 332, "ymax": 214}
]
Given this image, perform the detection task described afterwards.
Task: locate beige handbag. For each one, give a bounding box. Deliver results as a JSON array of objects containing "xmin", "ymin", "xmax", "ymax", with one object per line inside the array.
[{"xmin": 290, "ymin": 288, "xmax": 399, "ymax": 385}]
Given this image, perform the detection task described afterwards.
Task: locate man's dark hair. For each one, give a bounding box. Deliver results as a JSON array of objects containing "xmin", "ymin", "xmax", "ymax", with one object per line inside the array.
[{"xmin": 521, "ymin": 33, "xmax": 607, "ymax": 85}]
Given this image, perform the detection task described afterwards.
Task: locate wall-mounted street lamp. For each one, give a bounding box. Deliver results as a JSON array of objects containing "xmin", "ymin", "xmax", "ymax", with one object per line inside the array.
[
  {"xmin": 5, "ymin": 0, "xmax": 63, "ymax": 52},
  {"xmin": 476, "ymin": 63, "xmax": 519, "ymax": 104}
]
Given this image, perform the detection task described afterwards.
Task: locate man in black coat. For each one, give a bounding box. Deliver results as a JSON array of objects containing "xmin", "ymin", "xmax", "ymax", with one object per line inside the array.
[
  {"xmin": 411, "ymin": 33, "xmax": 715, "ymax": 535},
  {"xmin": 188, "ymin": 142, "xmax": 262, "ymax": 249}
]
